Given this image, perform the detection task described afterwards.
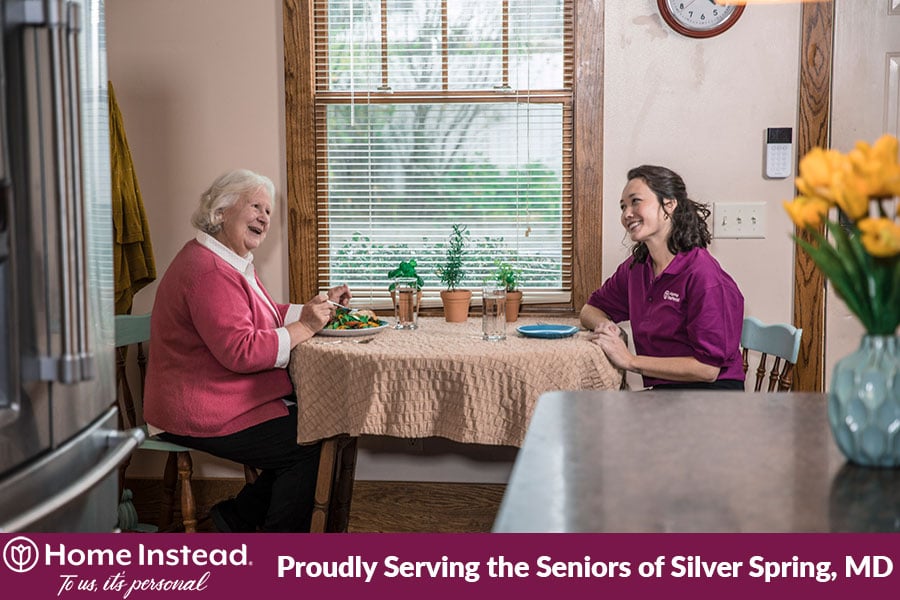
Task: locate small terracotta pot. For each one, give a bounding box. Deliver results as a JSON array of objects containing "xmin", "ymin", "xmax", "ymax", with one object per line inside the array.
[
  {"xmin": 505, "ymin": 290, "xmax": 523, "ymax": 322},
  {"xmin": 440, "ymin": 289, "xmax": 472, "ymax": 322}
]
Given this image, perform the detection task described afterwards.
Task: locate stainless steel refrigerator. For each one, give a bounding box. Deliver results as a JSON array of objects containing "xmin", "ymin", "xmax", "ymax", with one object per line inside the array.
[{"xmin": 0, "ymin": 0, "xmax": 143, "ymax": 532}]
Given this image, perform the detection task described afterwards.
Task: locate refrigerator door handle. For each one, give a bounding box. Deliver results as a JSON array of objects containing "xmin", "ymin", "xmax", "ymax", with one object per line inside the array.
[
  {"xmin": 63, "ymin": 0, "xmax": 92, "ymax": 381},
  {"xmin": 0, "ymin": 69, "xmax": 8, "ymax": 265},
  {"xmin": 0, "ymin": 410, "xmax": 144, "ymax": 532},
  {"xmin": 24, "ymin": 0, "xmax": 92, "ymax": 384},
  {"xmin": 0, "ymin": 179, "xmax": 9, "ymax": 264}
]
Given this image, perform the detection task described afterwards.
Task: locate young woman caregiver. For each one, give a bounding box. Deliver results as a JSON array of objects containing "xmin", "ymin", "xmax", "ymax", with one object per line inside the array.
[{"xmin": 580, "ymin": 165, "xmax": 745, "ymax": 390}]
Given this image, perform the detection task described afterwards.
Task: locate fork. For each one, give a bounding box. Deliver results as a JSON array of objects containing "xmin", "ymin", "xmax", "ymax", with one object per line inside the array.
[{"xmin": 326, "ymin": 299, "xmax": 356, "ymax": 312}]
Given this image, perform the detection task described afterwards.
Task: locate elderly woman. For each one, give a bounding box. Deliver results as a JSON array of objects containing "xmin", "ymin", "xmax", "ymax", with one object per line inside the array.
[
  {"xmin": 143, "ymin": 168, "xmax": 349, "ymax": 532},
  {"xmin": 580, "ymin": 165, "xmax": 745, "ymax": 390}
]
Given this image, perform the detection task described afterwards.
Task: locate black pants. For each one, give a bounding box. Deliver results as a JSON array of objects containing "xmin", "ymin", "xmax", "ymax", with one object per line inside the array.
[
  {"xmin": 160, "ymin": 404, "xmax": 321, "ymax": 532},
  {"xmin": 651, "ymin": 379, "xmax": 745, "ymax": 391}
]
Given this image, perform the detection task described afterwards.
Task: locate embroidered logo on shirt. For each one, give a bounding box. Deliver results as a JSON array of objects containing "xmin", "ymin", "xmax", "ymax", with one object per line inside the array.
[{"xmin": 663, "ymin": 290, "xmax": 681, "ymax": 303}]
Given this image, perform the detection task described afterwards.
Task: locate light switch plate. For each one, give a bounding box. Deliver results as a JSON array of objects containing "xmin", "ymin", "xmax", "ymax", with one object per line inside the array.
[{"xmin": 714, "ymin": 202, "xmax": 767, "ymax": 238}]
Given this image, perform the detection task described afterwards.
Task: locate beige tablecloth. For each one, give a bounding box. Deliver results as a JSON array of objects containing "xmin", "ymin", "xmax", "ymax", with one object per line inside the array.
[{"xmin": 289, "ymin": 316, "xmax": 622, "ymax": 447}]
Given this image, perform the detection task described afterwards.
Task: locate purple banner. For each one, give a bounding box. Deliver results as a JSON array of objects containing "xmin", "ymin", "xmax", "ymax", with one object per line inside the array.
[{"xmin": 1, "ymin": 533, "xmax": 898, "ymax": 598}]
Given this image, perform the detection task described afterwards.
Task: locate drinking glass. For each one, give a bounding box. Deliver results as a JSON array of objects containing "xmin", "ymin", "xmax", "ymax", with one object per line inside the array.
[
  {"xmin": 392, "ymin": 277, "xmax": 420, "ymax": 329},
  {"xmin": 482, "ymin": 286, "xmax": 507, "ymax": 341}
]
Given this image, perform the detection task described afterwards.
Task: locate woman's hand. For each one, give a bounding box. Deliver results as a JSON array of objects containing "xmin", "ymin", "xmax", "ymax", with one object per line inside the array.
[
  {"xmin": 579, "ymin": 304, "xmax": 611, "ymax": 331},
  {"xmin": 590, "ymin": 321, "xmax": 635, "ymax": 372},
  {"xmin": 590, "ymin": 321, "xmax": 720, "ymax": 383},
  {"xmin": 285, "ymin": 294, "xmax": 333, "ymax": 348},
  {"xmin": 299, "ymin": 294, "xmax": 332, "ymax": 332},
  {"xmin": 327, "ymin": 284, "xmax": 352, "ymax": 306}
]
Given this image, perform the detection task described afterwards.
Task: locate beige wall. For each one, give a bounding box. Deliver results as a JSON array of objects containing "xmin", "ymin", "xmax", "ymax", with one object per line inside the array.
[
  {"xmin": 107, "ymin": 0, "xmax": 288, "ymax": 317},
  {"xmin": 107, "ymin": 1, "xmax": 804, "ymax": 479},
  {"xmin": 602, "ymin": 3, "xmax": 800, "ymax": 326}
]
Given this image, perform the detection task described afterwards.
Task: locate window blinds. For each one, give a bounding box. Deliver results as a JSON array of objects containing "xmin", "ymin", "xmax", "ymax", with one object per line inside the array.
[{"xmin": 312, "ymin": 0, "xmax": 573, "ymax": 306}]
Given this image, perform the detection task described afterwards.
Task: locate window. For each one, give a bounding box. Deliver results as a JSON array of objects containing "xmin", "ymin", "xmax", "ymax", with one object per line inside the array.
[{"xmin": 284, "ymin": 0, "xmax": 602, "ymax": 309}]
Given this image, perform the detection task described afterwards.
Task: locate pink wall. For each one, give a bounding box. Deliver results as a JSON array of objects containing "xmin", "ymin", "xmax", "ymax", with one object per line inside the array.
[{"xmin": 107, "ymin": 0, "xmax": 288, "ymax": 318}]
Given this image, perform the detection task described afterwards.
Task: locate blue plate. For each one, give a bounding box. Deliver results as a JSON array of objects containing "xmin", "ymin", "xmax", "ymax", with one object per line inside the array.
[{"xmin": 516, "ymin": 324, "xmax": 580, "ymax": 339}]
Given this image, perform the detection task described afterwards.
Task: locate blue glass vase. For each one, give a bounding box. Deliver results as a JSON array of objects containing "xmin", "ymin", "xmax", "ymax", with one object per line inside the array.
[{"xmin": 828, "ymin": 335, "xmax": 900, "ymax": 467}]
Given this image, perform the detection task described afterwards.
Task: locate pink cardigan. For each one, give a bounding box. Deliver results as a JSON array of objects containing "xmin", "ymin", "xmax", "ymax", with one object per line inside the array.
[{"xmin": 143, "ymin": 240, "xmax": 293, "ymax": 437}]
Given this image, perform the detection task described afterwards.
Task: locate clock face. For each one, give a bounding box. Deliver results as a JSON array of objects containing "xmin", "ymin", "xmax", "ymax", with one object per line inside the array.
[{"xmin": 658, "ymin": 0, "xmax": 745, "ymax": 38}]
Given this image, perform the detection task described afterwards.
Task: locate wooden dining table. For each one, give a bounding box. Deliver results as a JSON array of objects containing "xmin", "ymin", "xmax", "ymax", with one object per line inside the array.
[
  {"xmin": 492, "ymin": 390, "xmax": 900, "ymax": 532},
  {"xmin": 288, "ymin": 315, "xmax": 623, "ymax": 532}
]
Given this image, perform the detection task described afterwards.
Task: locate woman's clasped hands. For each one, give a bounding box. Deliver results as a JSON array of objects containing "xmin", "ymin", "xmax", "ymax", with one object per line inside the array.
[{"xmin": 589, "ymin": 321, "xmax": 633, "ymax": 372}]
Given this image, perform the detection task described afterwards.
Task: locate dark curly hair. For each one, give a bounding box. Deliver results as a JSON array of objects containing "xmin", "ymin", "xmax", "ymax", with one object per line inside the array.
[{"xmin": 626, "ymin": 165, "xmax": 711, "ymax": 264}]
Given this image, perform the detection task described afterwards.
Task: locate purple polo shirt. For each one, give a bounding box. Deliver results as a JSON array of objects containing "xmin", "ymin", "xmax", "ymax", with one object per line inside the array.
[{"xmin": 587, "ymin": 247, "xmax": 745, "ymax": 388}]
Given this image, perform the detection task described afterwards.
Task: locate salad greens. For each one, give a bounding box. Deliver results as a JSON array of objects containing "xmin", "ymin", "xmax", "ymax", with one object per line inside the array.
[{"xmin": 324, "ymin": 307, "xmax": 384, "ymax": 330}]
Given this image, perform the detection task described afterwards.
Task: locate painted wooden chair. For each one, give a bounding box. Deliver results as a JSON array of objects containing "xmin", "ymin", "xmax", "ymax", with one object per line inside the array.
[
  {"xmin": 740, "ymin": 316, "xmax": 803, "ymax": 392},
  {"xmin": 115, "ymin": 313, "xmax": 257, "ymax": 532}
]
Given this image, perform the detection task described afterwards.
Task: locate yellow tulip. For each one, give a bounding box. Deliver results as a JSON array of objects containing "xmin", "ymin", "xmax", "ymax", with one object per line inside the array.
[
  {"xmin": 831, "ymin": 171, "xmax": 871, "ymax": 221},
  {"xmin": 849, "ymin": 136, "xmax": 900, "ymax": 198},
  {"xmin": 786, "ymin": 136, "xmax": 899, "ymax": 335},
  {"xmin": 783, "ymin": 196, "xmax": 830, "ymax": 229},
  {"xmin": 795, "ymin": 147, "xmax": 846, "ymax": 203},
  {"xmin": 857, "ymin": 217, "xmax": 900, "ymax": 258},
  {"xmin": 869, "ymin": 134, "xmax": 899, "ymax": 164}
]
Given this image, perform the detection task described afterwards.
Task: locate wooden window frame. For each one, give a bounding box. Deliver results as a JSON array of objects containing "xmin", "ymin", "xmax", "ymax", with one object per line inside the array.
[{"xmin": 283, "ymin": 0, "xmax": 603, "ymax": 313}]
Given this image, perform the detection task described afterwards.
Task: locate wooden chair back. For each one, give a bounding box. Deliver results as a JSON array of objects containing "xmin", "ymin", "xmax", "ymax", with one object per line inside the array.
[{"xmin": 740, "ymin": 316, "xmax": 803, "ymax": 392}]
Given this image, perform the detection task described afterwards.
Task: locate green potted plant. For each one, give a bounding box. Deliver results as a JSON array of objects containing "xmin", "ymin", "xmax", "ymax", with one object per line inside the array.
[
  {"xmin": 436, "ymin": 224, "xmax": 472, "ymax": 322},
  {"xmin": 494, "ymin": 260, "xmax": 524, "ymax": 322},
  {"xmin": 388, "ymin": 259, "xmax": 423, "ymax": 329},
  {"xmin": 387, "ymin": 259, "xmax": 424, "ymax": 291}
]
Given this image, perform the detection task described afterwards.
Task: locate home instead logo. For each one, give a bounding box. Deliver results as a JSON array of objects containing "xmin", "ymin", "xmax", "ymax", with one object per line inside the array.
[
  {"xmin": 3, "ymin": 536, "xmax": 40, "ymax": 573},
  {"xmin": 662, "ymin": 290, "xmax": 681, "ymax": 303},
  {"xmin": 2, "ymin": 537, "xmax": 249, "ymax": 572}
]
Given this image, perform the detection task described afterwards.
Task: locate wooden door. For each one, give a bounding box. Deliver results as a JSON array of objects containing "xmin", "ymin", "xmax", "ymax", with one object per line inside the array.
[{"xmin": 826, "ymin": 1, "xmax": 900, "ymax": 385}]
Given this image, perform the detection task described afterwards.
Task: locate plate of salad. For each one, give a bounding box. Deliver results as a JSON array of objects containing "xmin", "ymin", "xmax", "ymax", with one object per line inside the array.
[{"xmin": 318, "ymin": 308, "xmax": 389, "ymax": 337}]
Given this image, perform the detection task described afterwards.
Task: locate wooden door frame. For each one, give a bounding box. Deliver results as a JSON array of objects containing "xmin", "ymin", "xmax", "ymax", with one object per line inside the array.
[{"xmin": 793, "ymin": 2, "xmax": 834, "ymax": 392}]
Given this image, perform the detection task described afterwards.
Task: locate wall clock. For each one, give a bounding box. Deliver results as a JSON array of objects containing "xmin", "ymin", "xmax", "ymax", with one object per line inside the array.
[{"xmin": 657, "ymin": 0, "xmax": 745, "ymax": 39}]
